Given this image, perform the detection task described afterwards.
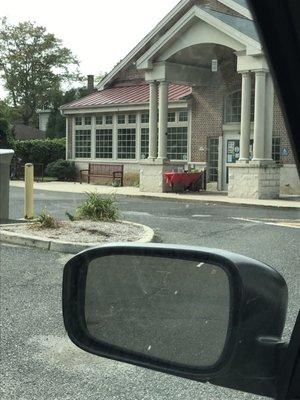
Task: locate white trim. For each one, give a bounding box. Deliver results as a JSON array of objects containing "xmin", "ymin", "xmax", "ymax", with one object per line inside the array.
[
  {"xmin": 61, "ymin": 101, "xmax": 188, "ymax": 115},
  {"xmin": 98, "ymin": 0, "xmax": 191, "ymax": 90},
  {"xmin": 218, "ymin": 0, "xmax": 252, "ymax": 20},
  {"xmin": 137, "ymin": 5, "xmax": 261, "ymax": 69}
]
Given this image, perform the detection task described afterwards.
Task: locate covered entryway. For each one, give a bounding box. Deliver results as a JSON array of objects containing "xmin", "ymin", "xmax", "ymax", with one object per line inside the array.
[{"xmin": 136, "ymin": 2, "xmax": 280, "ymax": 199}]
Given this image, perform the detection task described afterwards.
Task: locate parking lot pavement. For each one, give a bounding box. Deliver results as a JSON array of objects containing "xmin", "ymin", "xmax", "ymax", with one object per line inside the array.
[{"xmin": 1, "ymin": 187, "xmax": 299, "ymax": 399}]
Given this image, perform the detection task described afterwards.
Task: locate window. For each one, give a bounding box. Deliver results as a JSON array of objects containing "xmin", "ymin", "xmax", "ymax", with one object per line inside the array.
[
  {"xmin": 167, "ymin": 127, "xmax": 188, "ymax": 160},
  {"xmin": 141, "ymin": 128, "xmax": 149, "ymax": 159},
  {"xmin": 208, "ymin": 138, "xmax": 219, "ymax": 182},
  {"xmin": 179, "ymin": 111, "xmax": 188, "ymax": 122},
  {"xmin": 128, "ymin": 114, "xmax": 136, "ymax": 124},
  {"xmin": 118, "ymin": 129, "xmax": 136, "ymax": 159},
  {"xmin": 168, "ymin": 112, "xmax": 176, "ymax": 122},
  {"xmin": 75, "ymin": 130, "xmax": 91, "ymax": 158},
  {"xmin": 272, "ymin": 137, "xmax": 281, "ymax": 163},
  {"xmin": 84, "ymin": 116, "xmax": 92, "ymax": 125},
  {"xmin": 96, "ymin": 116, "xmax": 103, "ymax": 125},
  {"xmin": 224, "ymin": 90, "xmax": 255, "ymax": 123},
  {"xmin": 118, "ymin": 114, "xmax": 125, "ymax": 124},
  {"xmin": 105, "ymin": 115, "xmax": 113, "ymax": 125},
  {"xmin": 75, "ymin": 116, "xmax": 82, "ymax": 126},
  {"xmin": 141, "ymin": 113, "xmax": 149, "ymax": 123},
  {"xmin": 96, "ymin": 129, "xmax": 113, "ymax": 159}
]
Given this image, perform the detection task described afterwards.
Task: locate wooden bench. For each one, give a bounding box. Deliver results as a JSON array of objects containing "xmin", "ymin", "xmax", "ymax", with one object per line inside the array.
[{"xmin": 80, "ymin": 163, "xmax": 124, "ymax": 186}]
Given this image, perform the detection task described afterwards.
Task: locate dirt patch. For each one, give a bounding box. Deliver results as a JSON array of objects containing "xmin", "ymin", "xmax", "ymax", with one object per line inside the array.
[{"xmin": 1, "ymin": 220, "xmax": 144, "ymax": 244}]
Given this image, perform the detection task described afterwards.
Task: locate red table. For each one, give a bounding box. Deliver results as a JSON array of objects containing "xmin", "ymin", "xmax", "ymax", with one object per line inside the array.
[{"xmin": 163, "ymin": 172, "xmax": 203, "ymax": 191}]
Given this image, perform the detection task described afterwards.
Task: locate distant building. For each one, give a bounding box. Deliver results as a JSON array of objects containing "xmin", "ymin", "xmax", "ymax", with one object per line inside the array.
[
  {"xmin": 13, "ymin": 124, "xmax": 46, "ymax": 141},
  {"xmin": 36, "ymin": 109, "xmax": 51, "ymax": 132}
]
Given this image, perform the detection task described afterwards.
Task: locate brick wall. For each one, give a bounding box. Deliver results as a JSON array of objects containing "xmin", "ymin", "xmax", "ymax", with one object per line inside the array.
[
  {"xmin": 273, "ymin": 95, "xmax": 295, "ymax": 164},
  {"xmin": 191, "ymin": 57, "xmax": 241, "ymax": 162}
]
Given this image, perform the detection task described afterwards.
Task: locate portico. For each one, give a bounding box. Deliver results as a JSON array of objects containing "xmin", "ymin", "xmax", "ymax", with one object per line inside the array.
[{"xmin": 137, "ymin": 4, "xmax": 280, "ymax": 198}]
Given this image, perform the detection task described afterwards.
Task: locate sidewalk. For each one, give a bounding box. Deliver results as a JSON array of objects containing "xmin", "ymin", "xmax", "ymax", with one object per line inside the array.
[{"xmin": 10, "ymin": 180, "xmax": 300, "ymax": 209}]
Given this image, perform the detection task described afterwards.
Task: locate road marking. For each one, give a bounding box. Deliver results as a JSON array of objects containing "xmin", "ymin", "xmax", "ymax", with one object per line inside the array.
[
  {"xmin": 193, "ymin": 214, "xmax": 212, "ymax": 217},
  {"xmin": 230, "ymin": 217, "xmax": 300, "ymax": 229},
  {"xmin": 122, "ymin": 211, "xmax": 152, "ymax": 217}
]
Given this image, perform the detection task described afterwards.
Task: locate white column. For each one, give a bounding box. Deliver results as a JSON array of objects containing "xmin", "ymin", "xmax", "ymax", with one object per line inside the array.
[
  {"xmin": 91, "ymin": 116, "xmax": 96, "ymax": 159},
  {"xmin": 148, "ymin": 82, "xmax": 158, "ymax": 160},
  {"xmin": 264, "ymin": 73, "xmax": 275, "ymax": 161},
  {"xmin": 239, "ymin": 72, "xmax": 252, "ymax": 161},
  {"xmin": 157, "ymin": 81, "xmax": 169, "ymax": 161},
  {"xmin": 253, "ymin": 71, "xmax": 266, "ymax": 161}
]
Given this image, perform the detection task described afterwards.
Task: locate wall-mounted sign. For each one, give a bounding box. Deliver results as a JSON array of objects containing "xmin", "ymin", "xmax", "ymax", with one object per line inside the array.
[
  {"xmin": 282, "ymin": 147, "xmax": 289, "ymax": 157},
  {"xmin": 212, "ymin": 59, "xmax": 218, "ymax": 72}
]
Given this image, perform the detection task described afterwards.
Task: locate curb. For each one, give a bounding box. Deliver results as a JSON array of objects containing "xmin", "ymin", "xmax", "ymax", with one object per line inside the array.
[{"xmin": 0, "ymin": 221, "xmax": 155, "ymax": 254}]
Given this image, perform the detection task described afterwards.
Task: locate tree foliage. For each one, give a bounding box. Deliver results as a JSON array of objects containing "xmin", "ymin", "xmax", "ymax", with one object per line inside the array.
[
  {"xmin": 13, "ymin": 138, "xmax": 65, "ymax": 166},
  {"xmin": 0, "ymin": 18, "xmax": 79, "ymax": 125},
  {"xmin": 0, "ymin": 100, "xmax": 13, "ymax": 148}
]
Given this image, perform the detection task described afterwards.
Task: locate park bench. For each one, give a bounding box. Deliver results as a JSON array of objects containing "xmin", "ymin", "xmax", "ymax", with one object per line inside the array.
[{"xmin": 80, "ymin": 163, "xmax": 124, "ymax": 186}]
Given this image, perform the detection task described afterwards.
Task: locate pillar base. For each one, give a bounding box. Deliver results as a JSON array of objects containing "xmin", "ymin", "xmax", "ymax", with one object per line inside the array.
[
  {"xmin": 139, "ymin": 160, "xmax": 185, "ymax": 193},
  {"xmin": 228, "ymin": 162, "xmax": 281, "ymax": 199}
]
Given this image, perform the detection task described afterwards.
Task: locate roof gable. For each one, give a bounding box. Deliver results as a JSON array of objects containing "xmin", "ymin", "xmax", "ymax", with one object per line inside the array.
[{"xmin": 99, "ymin": 0, "xmax": 257, "ymax": 90}]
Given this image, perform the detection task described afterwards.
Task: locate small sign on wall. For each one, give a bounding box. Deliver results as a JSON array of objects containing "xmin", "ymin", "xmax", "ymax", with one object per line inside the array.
[
  {"xmin": 211, "ymin": 59, "xmax": 218, "ymax": 72},
  {"xmin": 281, "ymin": 147, "xmax": 289, "ymax": 157}
]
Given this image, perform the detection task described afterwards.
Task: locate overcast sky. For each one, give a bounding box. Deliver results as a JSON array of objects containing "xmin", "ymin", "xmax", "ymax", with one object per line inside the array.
[{"xmin": 0, "ymin": 0, "xmax": 181, "ymax": 97}]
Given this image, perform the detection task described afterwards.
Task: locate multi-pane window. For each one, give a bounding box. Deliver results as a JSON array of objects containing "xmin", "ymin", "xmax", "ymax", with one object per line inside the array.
[
  {"xmin": 75, "ymin": 130, "xmax": 91, "ymax": 158},
  {"xmin": 141, "ymin": 113, "xmax": 149, "ymax": 123},
  {"xmin": 167, "ymin": 127, "xmax": 188, "ymax": 160},
  {"xmin": 118, "ymin": 129, "xmax": 136, "ymax": 159},
  {"xmin": 105, "ymin": 115, "xmax": 113, "ymax": 125},
  {"xmin": 84, "ymin": 116, "xmax": 92, "ymax": 125},
  {"xmin": 225, "ymin": 90, "xmax": 255, "ymax": 123},
  {"xmin": 117, "ymin": 114, "xmax": 125, "ymax": 124},
  {"xmin": 96, "ymin": 129, "xmax": 113, "ymax": 159},
  {"xmin": 179, "ymin": 111, "xmax": 188, "ymax": 122},
  {"xmin": 272, "ymin": 137, "xmax": 281, "ymax": 163},
  {"xmin": 141, "ymin": 128, "xmax": 149, "ymax": 159},
  {"xmin": 75, "ymin": 116, "xmax": 82, "ymax": 126},
  {"xmin": 96, "ymin": 116, "xmax": 103, "ymax": 125},
  {"xmin": 168, "ymin": 112, "xmax": 176, "ymax": 122},
  {"xmin": 208, "ymin": 138, "xmax": 219, "ymax": 182},
  {"xmin": 128, "ymin": 114, "xmax": 136, "ymax": 124}
]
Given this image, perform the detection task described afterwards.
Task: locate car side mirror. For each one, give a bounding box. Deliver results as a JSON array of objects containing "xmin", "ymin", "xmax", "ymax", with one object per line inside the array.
[{"xmin": 62, "ymin": 244, "xmax": 288, "ymax": 398}]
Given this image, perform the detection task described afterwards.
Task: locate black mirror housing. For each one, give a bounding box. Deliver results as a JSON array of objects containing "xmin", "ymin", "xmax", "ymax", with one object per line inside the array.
[{"xmin": 62, "ymin": 244, "xmax": 288, "ymax": 398}]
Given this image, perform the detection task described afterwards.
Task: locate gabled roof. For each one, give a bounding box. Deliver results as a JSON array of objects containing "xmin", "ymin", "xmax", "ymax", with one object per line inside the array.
[
  {"xmin": 61, "ymin": 83, "xmax": 192, "ymax": 110},
  {"xmin": 98, "ymin": 0, "xmax": 256, "ymax": 90}
]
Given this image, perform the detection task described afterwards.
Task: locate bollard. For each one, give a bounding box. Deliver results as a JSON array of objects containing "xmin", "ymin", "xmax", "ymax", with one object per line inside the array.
[{"xmin": 24, "ymin": 163, "xmax": 34, "ymax": 219}]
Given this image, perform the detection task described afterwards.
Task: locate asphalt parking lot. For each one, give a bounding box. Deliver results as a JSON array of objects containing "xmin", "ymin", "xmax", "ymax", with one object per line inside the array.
[{"xmin": 1, "ymin": 187, "xmax": 299, "ymax": 399}]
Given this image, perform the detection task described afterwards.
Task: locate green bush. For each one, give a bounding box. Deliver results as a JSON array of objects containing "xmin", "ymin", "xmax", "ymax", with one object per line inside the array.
[
  {"xmin": 36, "ymin": 208, "xmax": 60, "ymax": 229},
  {"xmin": 45, "ymin": 159, "xmax": 76, "ymax": 181},
  {"xmin": 13, "ymin": 138, "xmax": 66, "ymax": 167},
  {"xmin": 76, "ymin": 192, "xmax": 120, "ymax": 222}
]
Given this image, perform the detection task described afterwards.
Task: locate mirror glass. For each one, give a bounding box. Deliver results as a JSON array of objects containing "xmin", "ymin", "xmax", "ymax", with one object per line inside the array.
[{"xmin": 85, "ymin": 254, "xmax": 230, "ymax": 368}]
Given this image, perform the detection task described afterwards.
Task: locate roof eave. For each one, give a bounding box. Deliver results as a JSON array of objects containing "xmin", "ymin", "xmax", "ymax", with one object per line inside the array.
[
  {"xmin": 97, "ymin": 0, "xmax": 192, "ymax": 90},
  {"xmin": 218, "ymin": 0, "xmax": 252, "ymax": 20}
]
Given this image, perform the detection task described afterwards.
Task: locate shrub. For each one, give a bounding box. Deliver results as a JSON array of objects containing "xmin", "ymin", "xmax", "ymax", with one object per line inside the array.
[
  {"xmin": 13, "ymin": 138, "xmax": 66, "ymax": 167},
  {"xmin": 76, "ymin": 192, "xmax": 120, "ymax": 222},
  {"xmin": 36, "ymin": 208, "xmax": 60, "ymax": 229},
  {"xmin": 45, "ymin": 159, "xmax": 76, "ymax": 181}
]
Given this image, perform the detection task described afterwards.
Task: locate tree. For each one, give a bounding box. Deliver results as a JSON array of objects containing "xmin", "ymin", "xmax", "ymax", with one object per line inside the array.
[
  {"xmin": 46, "ymin": 85, "xmax": 90, "ymax": 138},
  {"xmin": 0, "ymin": 18, "xmax": 79, "ymax": 126},
  {"xmin": 0, "ymin": 101, "xmax": 13, "ymax": 148}
]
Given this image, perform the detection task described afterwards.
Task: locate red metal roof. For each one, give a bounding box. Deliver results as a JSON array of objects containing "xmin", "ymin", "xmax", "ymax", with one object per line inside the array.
[{"xmin": 61, "ymin": 83, "xmax": 192, "ymax": 110}]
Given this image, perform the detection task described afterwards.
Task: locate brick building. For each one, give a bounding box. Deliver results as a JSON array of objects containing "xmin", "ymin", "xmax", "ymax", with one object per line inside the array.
[{"xmin": 61, "ymin": 0, "xmax": 300, "ymax": 197}]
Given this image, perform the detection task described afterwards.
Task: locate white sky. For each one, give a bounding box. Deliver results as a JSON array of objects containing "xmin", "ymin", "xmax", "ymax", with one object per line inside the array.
[{"xmin": 0, "ymin": 0, "xmax": 180, "ymax": 97}]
